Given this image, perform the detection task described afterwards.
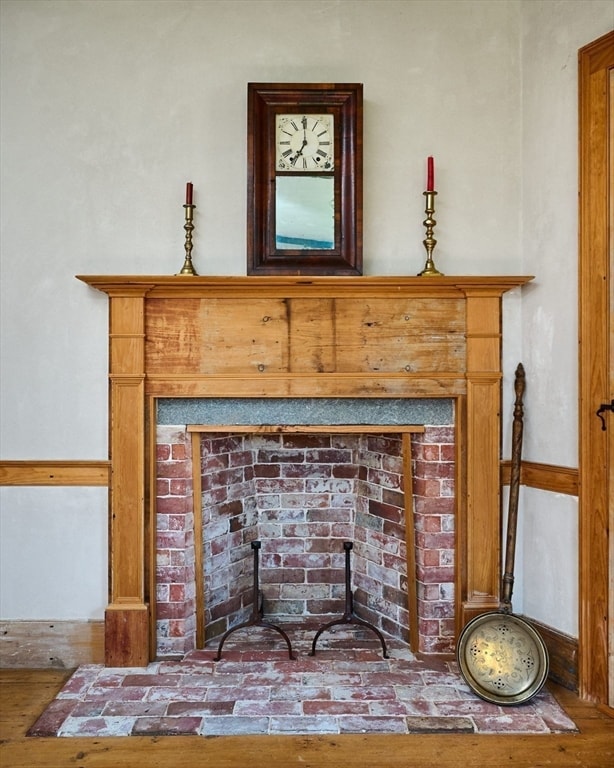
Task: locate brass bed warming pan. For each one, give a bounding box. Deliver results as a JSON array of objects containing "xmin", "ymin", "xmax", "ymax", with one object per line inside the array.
[{"xmin": 456, "ymin": 363, "xmax": 549, "ymax": 705}]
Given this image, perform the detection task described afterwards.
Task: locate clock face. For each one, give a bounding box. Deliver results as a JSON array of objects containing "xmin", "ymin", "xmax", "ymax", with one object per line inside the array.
[{"xmin": 276, "ymin": 114, "xmax": 334, "ymax": 172}]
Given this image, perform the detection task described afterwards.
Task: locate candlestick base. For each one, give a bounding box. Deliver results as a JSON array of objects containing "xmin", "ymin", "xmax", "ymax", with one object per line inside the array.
[
  {"xmin": 176, "ymin": 204, "xmax": 198, "ymax": 276},
  {"xmin": 418, "ymin": 259, "xmax": 443, "ymax": 277},
  {"xmin": 417, "ymin": 190, "xmax": 443, "ymax": 277},
  {"xmin": 177, "ymin": 256, "xmax": 198, "ymax": 276}
]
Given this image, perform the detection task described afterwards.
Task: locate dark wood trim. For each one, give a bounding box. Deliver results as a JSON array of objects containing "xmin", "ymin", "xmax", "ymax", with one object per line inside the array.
[
  {"xmin": 0, "ymin": 461, "xmax": 110, "ymax": 487},
  {"xmin": 501, "ymin": 460, "xmax": 578, "ymax": 496},
  {"xmin": 526, "ymin": 617, "xmax": 578, "ymax": 692}
]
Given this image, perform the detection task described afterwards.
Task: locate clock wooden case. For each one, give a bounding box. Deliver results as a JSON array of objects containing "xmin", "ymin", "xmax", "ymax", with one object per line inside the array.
[{"xmin": 247, "ymin": 82, "xmax": 363, "ymax": 275}]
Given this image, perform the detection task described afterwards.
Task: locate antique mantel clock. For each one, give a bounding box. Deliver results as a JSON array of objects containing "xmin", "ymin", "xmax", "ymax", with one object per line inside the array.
[{"xmin": 247, "ymin": 82, "xmax": 363, "ymax": 275}]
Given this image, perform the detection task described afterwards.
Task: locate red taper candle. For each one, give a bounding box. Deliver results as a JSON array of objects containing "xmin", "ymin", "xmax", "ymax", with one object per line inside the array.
[
  {"xmin": 185, "ymin": 182, "xmax": 193, "ymax": 206},
  {"xmin": 426, "ymin": 157, "xmax": 434, "ymax": 191}
]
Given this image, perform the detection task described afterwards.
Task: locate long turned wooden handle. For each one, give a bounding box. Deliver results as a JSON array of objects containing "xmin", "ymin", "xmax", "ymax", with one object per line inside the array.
[{"xmin": 501, "ymin": 363, "xmax": 525, "ymax": 610}]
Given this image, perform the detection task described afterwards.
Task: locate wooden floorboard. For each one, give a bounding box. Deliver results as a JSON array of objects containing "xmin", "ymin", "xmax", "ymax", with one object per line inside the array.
[{"xmin": 1, "ymin": 669, "xmax": 612, "ymax": 768}]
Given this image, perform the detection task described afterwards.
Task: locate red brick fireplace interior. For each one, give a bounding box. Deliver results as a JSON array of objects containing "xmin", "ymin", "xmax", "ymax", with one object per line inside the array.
[{"xmin": 155, "ymin": 422, "xmax": 455, "ymax": 660}]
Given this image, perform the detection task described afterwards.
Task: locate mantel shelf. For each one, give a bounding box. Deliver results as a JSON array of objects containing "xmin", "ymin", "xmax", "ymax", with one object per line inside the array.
[{"xmin": 76, "ymin": 274, "xmax": 534, "ymax": 298}]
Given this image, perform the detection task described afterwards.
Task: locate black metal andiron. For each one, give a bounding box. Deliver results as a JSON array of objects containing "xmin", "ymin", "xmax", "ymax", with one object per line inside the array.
[
  {"xmin": 310, "ymin": 541, "xmax": 389, "ymax": 658},
  {"xmin": 213, "ymin": 540, "xmax": 295, "ymax": 661}
]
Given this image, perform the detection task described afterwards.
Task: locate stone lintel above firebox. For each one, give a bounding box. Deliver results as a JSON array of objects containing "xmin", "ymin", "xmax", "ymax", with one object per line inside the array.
[{"xmin": 158, "ymin": 397, "xmax": 453, "ymax": 426}]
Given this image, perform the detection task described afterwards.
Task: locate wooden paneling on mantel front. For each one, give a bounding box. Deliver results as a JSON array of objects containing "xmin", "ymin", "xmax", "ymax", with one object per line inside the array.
[{"xmin": 77, "ymin": 274, "xmax": 532, "ymax": 667}]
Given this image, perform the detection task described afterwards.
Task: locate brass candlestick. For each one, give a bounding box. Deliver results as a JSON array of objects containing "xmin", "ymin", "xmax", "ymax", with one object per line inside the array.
[
  {"xmin": 177, "ymin": 203, "xmax": 198, "ymax": 275},
  {"xmin": 418, "ymin": 190, "xmax": 443, "ymax": 277}
]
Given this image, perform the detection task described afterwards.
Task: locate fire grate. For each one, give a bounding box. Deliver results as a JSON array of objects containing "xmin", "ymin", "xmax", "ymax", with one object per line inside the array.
[
  {"xmin": 213, "ymin": 541, "xmax": 296, "ymax": 661},
  {"xmin": 310, "ymin": 541, "xmax": 389, "ymax": 658}
]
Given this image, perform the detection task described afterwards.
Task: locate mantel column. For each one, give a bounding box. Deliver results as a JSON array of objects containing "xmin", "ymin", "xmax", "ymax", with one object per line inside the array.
[
  {"xmin": 105, "ymin": 289, "xmax": 149, "ymax": 666},
  {"xmin": 459, "ymin": 287, "xmax": 505, "ymax": 628}
]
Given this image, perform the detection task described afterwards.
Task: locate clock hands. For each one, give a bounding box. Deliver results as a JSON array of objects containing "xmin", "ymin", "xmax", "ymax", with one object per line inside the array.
[
  {"xmin": 286, "ymin": 116, "xmax": 313, "ymax": 165},
  {"xmin": 289, "ymin": 132, "xmax": 309, "ymax": 166}
]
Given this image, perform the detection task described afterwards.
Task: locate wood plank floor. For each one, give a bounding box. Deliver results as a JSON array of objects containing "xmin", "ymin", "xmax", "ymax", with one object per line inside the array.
[{"xmin": 1, "ymin": 669, "xmax": 613, "ymax": 768}]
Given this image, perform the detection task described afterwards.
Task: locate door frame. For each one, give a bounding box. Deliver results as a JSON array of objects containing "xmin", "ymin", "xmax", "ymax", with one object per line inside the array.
[{"xmin": 578, "ymin": 29, "xmax": 613, "ymax": 704}]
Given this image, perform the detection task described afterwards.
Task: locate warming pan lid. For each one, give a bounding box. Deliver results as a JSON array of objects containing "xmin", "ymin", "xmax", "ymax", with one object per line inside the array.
[{"xmin": 456, "ymin": 612, "xmax": 549, "ymax": 705}]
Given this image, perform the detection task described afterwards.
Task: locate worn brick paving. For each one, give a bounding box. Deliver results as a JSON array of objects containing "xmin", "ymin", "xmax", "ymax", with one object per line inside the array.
[{"xmin": 28, "ymin": 628, "xmax": 577, "ymax": 737}]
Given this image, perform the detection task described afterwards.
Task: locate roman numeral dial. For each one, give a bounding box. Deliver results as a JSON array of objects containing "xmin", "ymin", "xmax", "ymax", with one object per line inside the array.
[{"xmin": 276, "ymin": 114, "xmax": 334, "ymax": 172}]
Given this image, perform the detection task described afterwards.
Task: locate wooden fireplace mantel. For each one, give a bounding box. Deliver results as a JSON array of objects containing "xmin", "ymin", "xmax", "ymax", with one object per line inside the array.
[{"xmin": 77, "ymin": 274, "xmax": 533, "ymax": 666}]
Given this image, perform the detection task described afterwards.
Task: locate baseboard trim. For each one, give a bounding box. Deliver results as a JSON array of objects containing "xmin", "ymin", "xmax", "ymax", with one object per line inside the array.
[
  {"xmin": 0, "ymin": 620, "xmax": 104, "ymax": 668},
  {"xmin": 524, "ymin": 617, "xmax": 578, "ymax": 692}
]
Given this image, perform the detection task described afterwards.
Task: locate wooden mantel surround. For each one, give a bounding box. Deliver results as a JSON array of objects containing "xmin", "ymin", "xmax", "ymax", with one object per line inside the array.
[{"xmin": 77, "ymin": 274, "xmax": 532, "ymax": 667}]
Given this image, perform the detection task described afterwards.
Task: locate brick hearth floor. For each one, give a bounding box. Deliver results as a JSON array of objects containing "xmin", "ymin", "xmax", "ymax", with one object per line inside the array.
[{"xmin": 28, "ymin": 627, "xmax": 577, "ymax": 737}]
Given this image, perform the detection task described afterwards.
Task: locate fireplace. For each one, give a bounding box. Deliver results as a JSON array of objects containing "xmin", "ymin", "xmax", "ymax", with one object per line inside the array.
[{"xmin": 77, "ymin": 274, "xmax": 532, "ymax": 666}]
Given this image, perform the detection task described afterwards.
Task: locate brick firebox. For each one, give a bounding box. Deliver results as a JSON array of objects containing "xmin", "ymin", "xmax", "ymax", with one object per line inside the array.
[{"xmin": 156, "ymin": 423, "xmax": 455, "ymax": 658}]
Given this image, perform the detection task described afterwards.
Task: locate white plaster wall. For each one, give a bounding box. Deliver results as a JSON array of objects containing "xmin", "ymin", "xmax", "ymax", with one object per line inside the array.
[
  {"xmin": 522, "ymin": 489, "xmax": 579, "ymax": 635},
  {"xmin": 0, "ymin": 487, "xmax": 107, "ymax": 619},
  {"xmin": 500, "ymin": 485, "xmax": 578, "ymax": 637},
  {"xmin": 0, "ymin": 0, "xmax": 612, "ymax": 626},
  {"xmin": 520, "ymin": 0, "xmax": 612, "ymax": 468},
  {"xmin": 513, "ymin": 0, "xmax": 613, "ymax": 635}
]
